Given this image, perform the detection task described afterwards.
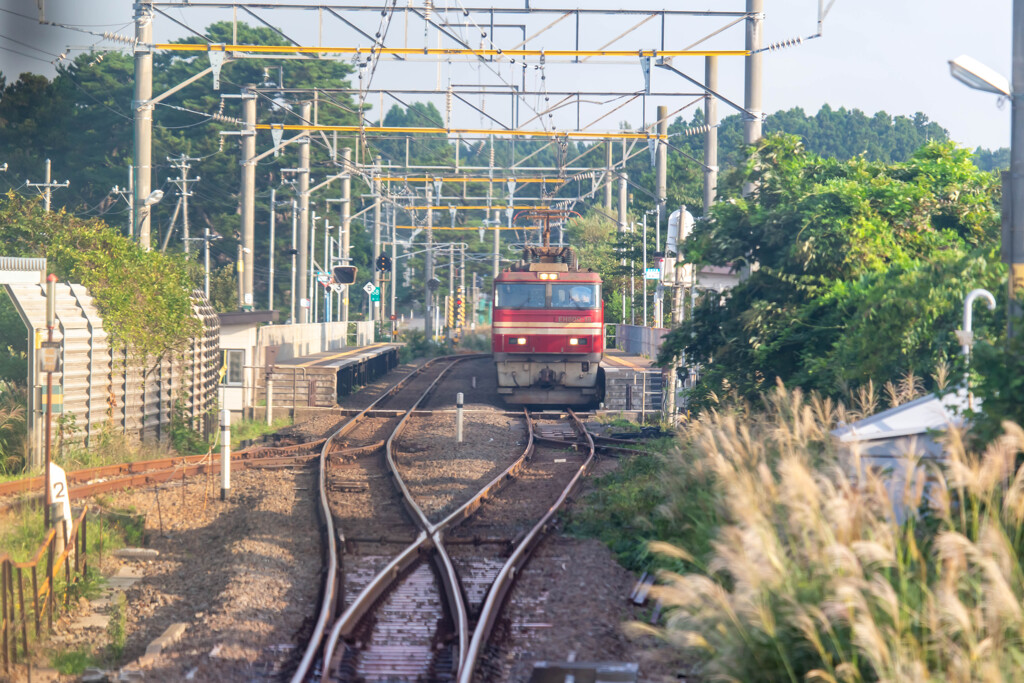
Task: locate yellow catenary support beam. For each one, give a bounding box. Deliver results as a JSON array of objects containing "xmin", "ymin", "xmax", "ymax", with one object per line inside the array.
[
  {"xmin": 399, "ymin": 205, "xmax": 548, "ymax": 211},
  {"xmin": 396, "ymin": 225, "xmax": 544, "ymax": 230},
  {"xmin": 155, "ymin": 44, "xmax": 749, "ymax": 58},
  {"xmin": 378, "ymin": 177, "xmax": 549, "ymax": 184},
  {"xmin": 256, "ymin": 124, "xmax": 665, "ymax": 141}
]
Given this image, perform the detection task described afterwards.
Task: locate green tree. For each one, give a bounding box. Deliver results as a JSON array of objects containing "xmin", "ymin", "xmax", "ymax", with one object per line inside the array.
[{"xmin": 658, "ymin": 134, "xmax": 1005, "ymax": 406}]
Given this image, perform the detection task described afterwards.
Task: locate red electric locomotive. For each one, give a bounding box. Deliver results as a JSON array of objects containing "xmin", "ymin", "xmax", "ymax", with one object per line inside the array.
[{"xmin": 492, "ymin": 212, "xmax": 603, "ymax": 405}]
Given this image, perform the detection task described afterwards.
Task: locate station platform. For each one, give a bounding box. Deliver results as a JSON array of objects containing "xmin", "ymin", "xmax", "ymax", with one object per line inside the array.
[
  {"xmin": 260, "ymin": 342, "xmax": 402, "ymax": 408},
  {"xmin": 600, "ymin": 349, "xmax": 662, "ymax": 413},
  {"xmin": 601, "ymin": 348, "xmax": 656, "ymax": 370}
]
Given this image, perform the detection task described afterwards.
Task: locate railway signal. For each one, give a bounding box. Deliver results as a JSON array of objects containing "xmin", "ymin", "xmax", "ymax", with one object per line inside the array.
[
  {"xmin": 332, "ymin": 265, "xmax": 358, "ymax": 284},
  {"xmin": 375, "ymin": 254, "xmax": 392, "ymax": 272}
]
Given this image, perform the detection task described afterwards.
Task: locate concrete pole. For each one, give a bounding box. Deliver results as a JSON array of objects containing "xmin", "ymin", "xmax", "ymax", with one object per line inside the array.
[
  {"xmin": 182, "ymin": 161, "xmax": 191, "ymax": 254},
  {"xmin": 290, "ymin": 199, "xmax": 298, "ymax": 324},
  {"xmin": 133, "ymin": 0, "xmax": 154, "ymax": 249},
  {"xmin": 656, "ymin": 105, "xmax": 668, "ymax": 239},
  {"xmin": 128, "ymin": 164, "xmax": 134, "ymax": 238},
  {"xmin": 492, "ymin": 209, "xmax": 500, "ymax": 278},
  {"xmin": 744, "ymin": 0, "xmax": 764, "ymax": 147},
  {"xmin": 618, "ymin": 172, "xmax": 628, "ymax": 321},
  {"xmin": 44, "ymin": 158, "xmax": 51, "ymax": 213},
  {"xmin": 240, "ymin": 90, "xmax": 257, "ymax": 308},
  {"xmin": 448, "ymin": 243, "xmax": 455, "ymax": 336},
  {"xmin": 391, "ymin": 201, "xmax": 398, "ymax": 334},
  {"xmin": 604, "ymin": 139, "xmax": 613, "ymax": 213},
  {"xmin": 425, "ymin": 183, "xmax": 434, "ymax": 341},
  {"xmin": 704, "ymin": 56, "xmax": 719, "ymax": 214},
  {"xmin": 203, "ymin": 224, "xmax": 210, "ymax": 299},
  {"xmin": 268, "ymin": 188, "xmax": 276, "ymax": 311},
  {"xmin": 341, "ymin": 148, "xmax": 352, "ymax": 325},
  {"xmin": 372, "ymin": 156, "xmax": 382, "ymax": 323},
  {"xmin": 297, "ymin": 102, "xmax": 311, "ymax": 323},
  {"xmin": 1010, "ymin": 0, "xmax": 1024, "ymax": 336},
  {"xmin": 236, "ymin": 243, "xmax": 244, "ymax": 308}
]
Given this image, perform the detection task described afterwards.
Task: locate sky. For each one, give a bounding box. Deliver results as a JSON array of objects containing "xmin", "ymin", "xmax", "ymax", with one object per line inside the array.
[{"xmin": 0, "ymin": 0, "xmax": 1014, "ymax": 151}]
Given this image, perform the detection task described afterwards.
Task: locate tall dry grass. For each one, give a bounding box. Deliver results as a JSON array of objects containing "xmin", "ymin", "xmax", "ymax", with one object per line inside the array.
[{"xmin": 637, "ymin": 380, "xmax": 1024, "ymax": 682}]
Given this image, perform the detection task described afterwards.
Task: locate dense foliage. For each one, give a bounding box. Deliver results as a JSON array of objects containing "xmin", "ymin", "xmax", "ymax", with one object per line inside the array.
[
  {"xmin": 0, "ymin": 192, "xmax": 200, "ymax": 363},
  {"xmin": 659, "ymin": 134, "xmax": 1006, "ymax": 405}
]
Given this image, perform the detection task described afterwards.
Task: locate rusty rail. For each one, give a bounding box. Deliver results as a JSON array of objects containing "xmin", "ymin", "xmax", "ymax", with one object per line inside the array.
[
  {"xmin": 290, "ymin": 353, "xmax": 488, "ymax": 683},
  {"xmin": 457, "ymin": 410, "xmax": 597, "ymax": 683},
  {"xmin": 1, "ymin": 508, "xmax": 88, "ymax": 673}
]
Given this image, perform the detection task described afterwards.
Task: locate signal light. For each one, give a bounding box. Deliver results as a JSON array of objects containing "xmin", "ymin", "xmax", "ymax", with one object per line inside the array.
[
  {"xmin": 332, "ymin": 265, "xmax": 358, "ymax": 284},
  {"xmin": 375, "ymin": 254, "xmax": 392, "ymax": 272}
]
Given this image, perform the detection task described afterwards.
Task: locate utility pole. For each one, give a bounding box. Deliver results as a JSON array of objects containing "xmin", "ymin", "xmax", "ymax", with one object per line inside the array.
[
  {"xmin": 161, "ymin": 154, "xmax": 199, "ymax": 253},
  {"xmin": 290, "ymin": 198, "xmax": 298, "ymax": 324},
  {"xmin": 297, "ymin": 101, "xmax": 311, "ymax": 323},
  {"xmin": 425, "ymin": 182, "xmax": 434, "ymax": 342},
  {"xmin": 449, "ymin": 243, "xmax": 456, "ymax": 337},
  {"xmin": 203, "ymin": 225, "xmax": 212, "ymax": 299},
  {"xmin": 744, "ymin": 0, "xmax": 764, "ymax": 148},
  {"xmin": 704, "ymin": 56, "xmax": 719, "ymax": 214},
  {"xmin": 1011, "ymin": 0, "xmax": 1024, "ymax": 335},
  {"xmin": 341, "ymin": 147, "xmax": 352, "ymax": 325},
  {"xmin": 26, "ymin": 159, "xmax": 69, "ymax": 213},
  {"xmin": 492, "ymin": 208, "xmax": 501, "ymax": 279},
  {"xmin": 390, "ymin": 199, "xmax": 398, "ymax": 336},
  {"xmin": 618, "ymin": 172, "xmax": 628, "ymax": 321},
  {"xmin": 240, "ymin": 88, "xmax": 257, "ymax": 308},
  {"xmin": 604, "ymin": 139, "xmax": 614, "ymax": 213},
  {"xmin": 134, "ymin": 0, "xmax": 154, "ymax": 249},
  {"xmin": 268, "ymin": 187, "xmax": 276, "ymax": 311},
  {"xmin": 372, "ymin": 155, "xmax": 382, "ymax": 324},
  {"xmin": 656, "ymin": 105, "xmax": 668, "ymax": 277}
]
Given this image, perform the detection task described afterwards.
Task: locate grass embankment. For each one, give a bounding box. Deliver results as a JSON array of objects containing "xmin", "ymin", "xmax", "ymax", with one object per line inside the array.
[{"xmin": 571, "ymin": 383, "xmax": 1024, "ymax": 681}]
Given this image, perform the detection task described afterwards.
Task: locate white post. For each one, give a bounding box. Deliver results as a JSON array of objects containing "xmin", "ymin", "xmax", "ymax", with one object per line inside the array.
[
  {"xmin": 265, "ymin": 374, "xmax": 274, "ymax": 426},
  {"xmin": 456, "ymin": 392, "xmax": 464, "ymax": 443},
  {"xmin": 958, "ymin": 288, "xmax": 997, "ymax": 408},
  {"xmin": 220, "ymin": 408, "xmax": 231, "ymax": 500}
]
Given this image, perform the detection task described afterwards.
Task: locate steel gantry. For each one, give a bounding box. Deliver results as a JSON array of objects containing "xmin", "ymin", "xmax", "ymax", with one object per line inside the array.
[{"xmin": 117, "ymin": 0, "xmax": 835, "ymax": 359}]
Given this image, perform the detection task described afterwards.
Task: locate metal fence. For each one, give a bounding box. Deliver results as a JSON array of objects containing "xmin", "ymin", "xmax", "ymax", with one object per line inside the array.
[
  {"xmin": 0, "ymin": 509, "xmax": 89, "ymax": 672},
  {"xmin": 4, "ymin": 281, "xmax": 221, "ymax": 467}
]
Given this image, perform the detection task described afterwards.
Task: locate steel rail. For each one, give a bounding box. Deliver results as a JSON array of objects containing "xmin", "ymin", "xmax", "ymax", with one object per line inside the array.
[
  {"xmin": 458, "ymin": 409, "xmax": 597, "ymax": 683},
  {"xmin": 289, "ymin": 354, "xmax": 484, "ymax": 683},
  {"xmin": 320, "ymin": 401, "xmax": 540, "ymax": 679},
  {"xmin": 317, "ymin": 354, "xmax": 472, "ymax": 676},
  {"xmin": 0, "ymin": 439, "xmax": 330, "ymax": 499}
]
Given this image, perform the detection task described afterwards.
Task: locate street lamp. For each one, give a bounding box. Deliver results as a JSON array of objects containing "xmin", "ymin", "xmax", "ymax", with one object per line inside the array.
[
  {"xmin": 949, "ymin": 29, "xmax": 1024, "ymax": 336},
  {"xmin": 948, "ymin": 55, "xmax": 1011, "ymax": 97}
]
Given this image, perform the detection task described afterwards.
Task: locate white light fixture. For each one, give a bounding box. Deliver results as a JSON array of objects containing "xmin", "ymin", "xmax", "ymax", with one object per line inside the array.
[
  {"xmin": 949, "ymin": 54, "xmax": 1010, "ymax": 97},
  {"xmin": 144, "ymin": 189, "xmax": 165, "ymax": 206}
]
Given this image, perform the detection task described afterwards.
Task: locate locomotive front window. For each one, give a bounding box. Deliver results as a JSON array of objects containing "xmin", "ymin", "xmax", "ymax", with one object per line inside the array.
[
  {"xmin": 551, "ymin": 284, "xmax": 599, "ymax": 309},
  {"xmin": 495, "ymin": 283, "xmax": 547, "ymax": 309}
]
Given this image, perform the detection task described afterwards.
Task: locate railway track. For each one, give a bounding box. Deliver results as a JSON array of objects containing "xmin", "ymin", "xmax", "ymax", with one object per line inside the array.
[{"xmin": 291, "ymin": 353, "xmax": 598, "ymax": 682}]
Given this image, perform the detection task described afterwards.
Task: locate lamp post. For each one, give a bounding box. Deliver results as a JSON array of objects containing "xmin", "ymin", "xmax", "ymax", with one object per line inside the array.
[{"xmin": 949, "ymin": 3, "xmax": 1024, "ymax": 336}]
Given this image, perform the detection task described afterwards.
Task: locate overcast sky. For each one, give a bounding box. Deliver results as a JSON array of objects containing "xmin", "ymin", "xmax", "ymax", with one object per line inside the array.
[{"xmin": 0, "ymin": 0, "xmax": 1013, "ymax": 150}]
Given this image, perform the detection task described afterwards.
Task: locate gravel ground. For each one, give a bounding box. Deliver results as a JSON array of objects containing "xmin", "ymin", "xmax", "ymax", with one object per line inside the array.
[
  {"xmin": 420, "ymin": 356, "xmax": 504, "ymax": 410},
  {"xmin": 104, "ymin": 465, "xmax": 321, "ymax": 681},
  {"xmin": 393, "ymin": 410, "xmax": 528, "ymax": 522},
  {"xmin": 484, "ymin": 536, "xmax": 677, "ymax": 682}
]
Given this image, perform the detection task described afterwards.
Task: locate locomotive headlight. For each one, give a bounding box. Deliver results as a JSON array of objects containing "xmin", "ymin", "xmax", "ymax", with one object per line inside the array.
[
  {"xmin": 568, "ymin": 338, "xmax": 579, "ymax": 346},
  {"xmin": 515, "ymin": 337, "xmax": 527, "ymax": 345}
]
